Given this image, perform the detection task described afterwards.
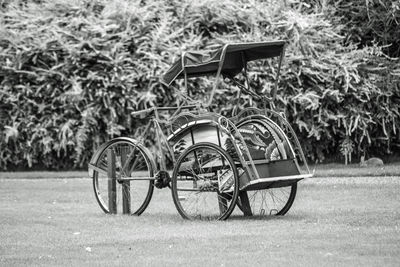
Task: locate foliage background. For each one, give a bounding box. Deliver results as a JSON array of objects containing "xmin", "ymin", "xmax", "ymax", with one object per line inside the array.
[{"xmin": 0, "ymin": 0, "xmax": 399, "ymax": 170}]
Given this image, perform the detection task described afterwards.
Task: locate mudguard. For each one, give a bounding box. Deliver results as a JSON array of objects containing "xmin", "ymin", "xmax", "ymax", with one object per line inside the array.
[
  {"xmin": 236, "ymin": 116, "xmax": 296, "ymax": 161},
  {"xmin": 167, "ymin": 119, "xmax": 232, "ymax": 159}
]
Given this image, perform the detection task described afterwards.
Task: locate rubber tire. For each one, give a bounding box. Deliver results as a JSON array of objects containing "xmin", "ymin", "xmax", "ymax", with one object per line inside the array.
[
  {"xmin": 277, "ymin": 182, "xmax": 297, "ymax": 215},
  {"xmin": 90, "ymin": 138, "xmax": 155, "ymax": 215},
  {"xmin": 235, "ymin": 119, "xmax": 298, "ymax": 216}
]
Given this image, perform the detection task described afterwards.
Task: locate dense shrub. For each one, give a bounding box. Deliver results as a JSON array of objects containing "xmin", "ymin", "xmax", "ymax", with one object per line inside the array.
[
  {"xmin": 328, "ymin": 0, "xmax": 400, "ymax": 57},
  {"xmin": 0, "ymin": 0, "xmax": 399, "ymax": 169}
]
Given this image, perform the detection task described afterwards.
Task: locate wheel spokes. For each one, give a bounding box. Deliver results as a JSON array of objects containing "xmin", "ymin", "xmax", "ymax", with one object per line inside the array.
[
  {"xmin": 92, "ymin": 141, "xmax": 154, "ymax": 215},
  {"xmin": 173, "ymin": 145, "xmax": 238, "ymax": 220},
  {"xmin": 243, "ymin": 185, "xmax": 294, "ymax": 216}
]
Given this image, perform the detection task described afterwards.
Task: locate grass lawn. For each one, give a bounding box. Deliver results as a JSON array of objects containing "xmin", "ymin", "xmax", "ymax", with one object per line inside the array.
[
  {"xmin": 1, "ymin": 162, "xmax": 399, "ymax": 180},
  {"xmin": 0, "ymin": 176, "xmax": 399, "ymax": 266},
  {"xmin": 311, "ymin": 162, "xmax": 400, "ymax": 177}
]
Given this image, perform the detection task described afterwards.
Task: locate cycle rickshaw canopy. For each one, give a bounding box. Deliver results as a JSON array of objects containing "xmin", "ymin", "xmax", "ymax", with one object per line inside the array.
[
  {"xmin": 162, "ymin": 41, "xmax": 286, "ymax": 85},
  {"xmin": 161, "ymin": 41, "xmax": 286, "ymax": 105}
]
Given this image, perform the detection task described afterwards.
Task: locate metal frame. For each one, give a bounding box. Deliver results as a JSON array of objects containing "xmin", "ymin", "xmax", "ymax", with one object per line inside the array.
[{"xmin": 89, "ymin": 41, "xmax": 313, "ymax": 218}]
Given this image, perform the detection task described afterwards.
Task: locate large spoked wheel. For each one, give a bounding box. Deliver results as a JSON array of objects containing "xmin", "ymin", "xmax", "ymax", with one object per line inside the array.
[
  {"xmin": 236, "ymin": 119, "xmax": 297, "ymax": 217},
  {"xmin": 237, "ymin": 183, "xmax": 297, "ymax": 216},
  {"xmin": 171, "ymin": 142, "xmax": 239, "ymax": 220},
  {"xmin": 89, "ymin": 138, "xmax": 155, "ymax": 215}
]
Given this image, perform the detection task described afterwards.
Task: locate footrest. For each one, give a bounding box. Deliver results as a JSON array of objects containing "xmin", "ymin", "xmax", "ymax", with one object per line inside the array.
[{"xmin": 240, "ymin": 173, "xmax": 313, "ymax": 191}]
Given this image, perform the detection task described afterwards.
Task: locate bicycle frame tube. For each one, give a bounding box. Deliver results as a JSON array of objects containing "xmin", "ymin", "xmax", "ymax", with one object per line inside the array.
[{"xmin": 153, "ymin": 111, "xmax": 177, "ymax": 172}]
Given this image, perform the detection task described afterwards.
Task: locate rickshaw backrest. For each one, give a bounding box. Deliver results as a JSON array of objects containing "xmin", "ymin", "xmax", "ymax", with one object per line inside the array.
[{"xmin": 167, "ymin": 119, "xmax": 230, "ymax": 159}]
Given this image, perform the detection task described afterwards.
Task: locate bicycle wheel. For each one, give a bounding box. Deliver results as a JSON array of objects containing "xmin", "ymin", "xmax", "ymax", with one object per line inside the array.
[
  {"xmin": 171, "ymin": 142, "xmax": 239, "ymax": 220},
  {"xmin": 237, "ymin": 183, "xmax": 297, "ymax": 216},
  {"xmin": 235, "ymin": 119, "xmax": 298, "ymax": 217},
  {"xmin": 89, "ymin": 138, "xmax": 155, "ymax": 215}
]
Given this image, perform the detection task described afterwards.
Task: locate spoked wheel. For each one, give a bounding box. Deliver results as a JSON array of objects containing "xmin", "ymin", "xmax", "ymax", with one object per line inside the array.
[
  {"xmin": 89, "ymin": 138, "xmax": 155, "ymax": 215},
  {"xmin": 235, "ymin": 119, "xmax": 297, "ymax": 217},
  {"xmin": 171, "ymin": 143, "xmax": 239, "ymax": 220},
  {"xmin": 237, "ymin": 183, "xmax": 297, "ymax": 216}
]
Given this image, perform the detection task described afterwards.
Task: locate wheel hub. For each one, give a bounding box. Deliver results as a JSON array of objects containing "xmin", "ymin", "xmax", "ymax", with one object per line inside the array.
[{"xmin": 154, "ymin": 171, "xmax": 171, "ymax": 189}]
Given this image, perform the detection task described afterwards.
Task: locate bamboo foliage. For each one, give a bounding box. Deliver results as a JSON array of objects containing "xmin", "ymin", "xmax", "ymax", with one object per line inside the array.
[
  {"xmin": 329, "ymin": 0, "xmax": 400, "ymax": 57},
  {"xmin": 0, "ymin": 0, "xmax": 399, "ymax": 169}
]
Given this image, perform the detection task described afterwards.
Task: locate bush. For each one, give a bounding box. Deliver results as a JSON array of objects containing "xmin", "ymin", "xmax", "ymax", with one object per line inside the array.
[
  {"xmin": 328, "ymin": 0, "xmax": 400, "ymax": 57},
  {"xmin": 0, "ymin": 0, "xmax": 399, "ymax": 169}
]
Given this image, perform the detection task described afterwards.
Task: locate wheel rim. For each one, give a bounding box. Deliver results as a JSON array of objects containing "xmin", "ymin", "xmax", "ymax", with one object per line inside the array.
[
  {"xmin": 235, "ymin": 120, "xmax": 297, "ymax": 217},
  {"xmin": 92, "ymin": 140, "xmax": 154, "ymax": 215},
  {"xmin": 172, "ymin": 143, "xmax": 238, "ymax": 220}
]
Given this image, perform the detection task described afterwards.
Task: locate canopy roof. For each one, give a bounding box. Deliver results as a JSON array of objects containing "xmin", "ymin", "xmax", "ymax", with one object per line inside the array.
[{"xmin": 161, "ymin": 41, "xmax": 286, "ymax": 86}]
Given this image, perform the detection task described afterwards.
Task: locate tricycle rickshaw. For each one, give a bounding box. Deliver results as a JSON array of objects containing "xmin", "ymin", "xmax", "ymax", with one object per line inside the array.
[{"xmin": 88, "ymin": 40, "xmax": 313, "ymax": 220}]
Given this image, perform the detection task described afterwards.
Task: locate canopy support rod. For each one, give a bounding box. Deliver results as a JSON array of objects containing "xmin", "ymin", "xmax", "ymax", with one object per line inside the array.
[
  {"xmin": 271, "ymin": 46, "xmax": 285, "ymax": 103},
  {"xmin": 207, "ymin": 44, "xmax": 229, "ymax": 107},
  {"xmin": 232, "ymin": 52, "xmax": 247, "ymax": 116},
  {"xmin": 241, "ymin": 52, "xmax": 250, "ymax": 92},
  {"xmin": 182, "ymin": 51, "xmax": 188, "ymax": 107}
]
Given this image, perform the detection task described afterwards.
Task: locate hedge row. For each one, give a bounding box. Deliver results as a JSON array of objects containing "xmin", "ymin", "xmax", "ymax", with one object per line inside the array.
[
  {"xmin": 0, "ymin": 0, "xmax": 399, "ymax": 169},
  {"xmin": 328, "ymin": 0, "xmax": 400, "ymax": 57}
]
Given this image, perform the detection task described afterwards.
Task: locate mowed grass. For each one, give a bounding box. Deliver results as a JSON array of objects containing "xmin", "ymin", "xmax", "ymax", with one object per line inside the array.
[
  {"xmin": 1, "ymin": 176, "xmax": 400, "ymax": 266},
  {"xmin": 1, "ymin": 162, "xmax": 399, "ymax": 179},
  {"xmin": 312, "ymin": 162, "xmax": 400, "ymax": 177}
]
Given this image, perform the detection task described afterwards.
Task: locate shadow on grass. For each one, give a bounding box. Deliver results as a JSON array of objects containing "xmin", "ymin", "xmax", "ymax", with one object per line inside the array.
[
  {"xmin": 96, "ymin": 212, "xmax": 308, "ymax": 222},
  {"xmin": 229, "ymin": 213, "xmax": 306, "ymax": 221}
]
